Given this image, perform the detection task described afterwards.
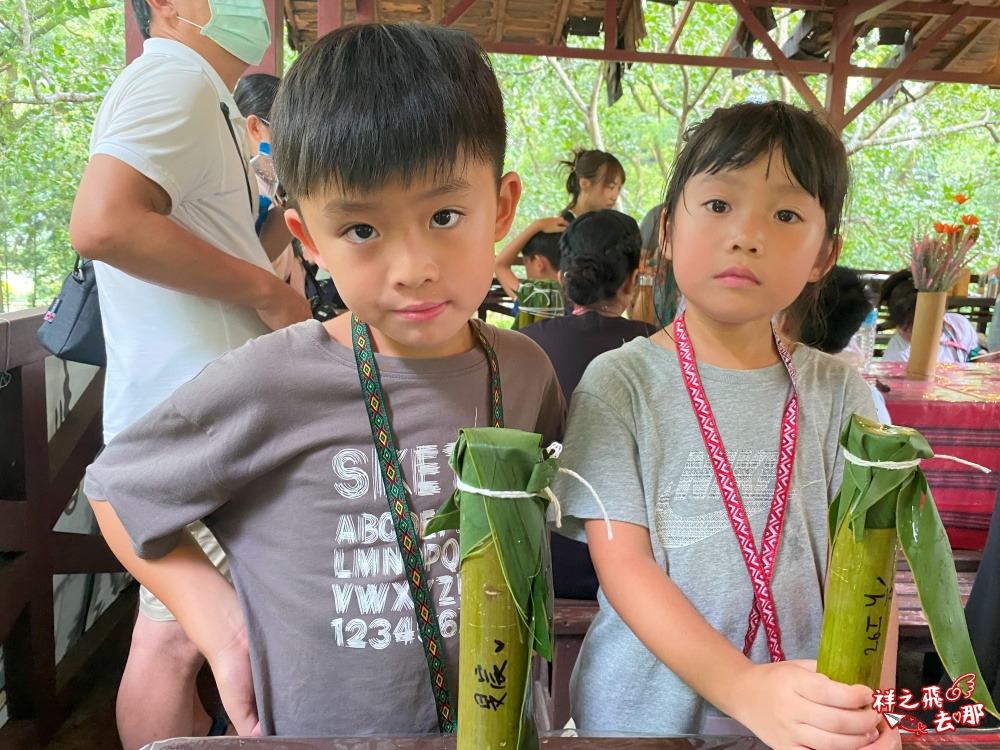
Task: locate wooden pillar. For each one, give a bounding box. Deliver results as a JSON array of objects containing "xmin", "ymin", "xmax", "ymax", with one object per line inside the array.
[
  {"xmin": 317, "ymin": 0, "xmax": 344, "ymax": 37},
  {"xmin": 124, "ymin": 0, "xmax": 144, "ymax": 64},
  {"xmin": 247, "ymin": 0, "xmax": 285, "ymax": 75}
]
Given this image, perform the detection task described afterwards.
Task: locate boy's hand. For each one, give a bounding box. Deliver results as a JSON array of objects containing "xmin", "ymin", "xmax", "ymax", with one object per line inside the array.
[
  {"xmin": 255, "ymin": 275, "xmax": 312, "ymax": 331},
  {"xmin": 733, "ymin": 659, "xmax": 881, "ymax": 750},
  {"xmin": 532, "ymin": 217, "xmax": 569, "ymax": 234},
  {"xmin": 206, "ymin": 624, "xmax": 259, "ymax": 736}
]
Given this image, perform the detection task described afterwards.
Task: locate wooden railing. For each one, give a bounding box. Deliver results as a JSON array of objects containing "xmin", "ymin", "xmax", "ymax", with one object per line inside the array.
[{"xmin": 0, "ymin": 307, "xmax": 131, "ymax": 750}]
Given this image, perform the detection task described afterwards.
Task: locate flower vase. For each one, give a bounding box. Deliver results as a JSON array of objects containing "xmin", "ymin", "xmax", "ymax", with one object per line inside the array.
[{"xmin": 906, "ymin": 291, "xmax": 947, "ymax": 380}]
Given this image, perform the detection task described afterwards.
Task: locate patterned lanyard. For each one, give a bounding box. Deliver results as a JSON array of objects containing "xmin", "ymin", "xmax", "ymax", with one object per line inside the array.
[
  {"xmin": 674, "ymin": 312, "xmax": 798, "ymax": 663},
  {"xmin": 351, "ymin": 315, "xmax": 503, "ymax": 733}
]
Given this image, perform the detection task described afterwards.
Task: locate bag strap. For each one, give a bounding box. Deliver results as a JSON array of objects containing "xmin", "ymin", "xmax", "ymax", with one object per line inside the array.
[{"xmin": 219, "ymin": 102, "xmax": 254, "ymax": 215}]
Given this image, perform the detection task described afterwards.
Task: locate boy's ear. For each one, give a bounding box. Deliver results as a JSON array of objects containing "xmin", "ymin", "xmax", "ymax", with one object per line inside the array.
[
  {"xmin": 808, "ymin": 234, "xmax": 842, "ymax": 282},
  {"xmin": 494, "ymin": 172, "xmax": 522, "ymax": 243},
  {"xmin": 285, "ymin": 208, "xmax": 329, "ymax": 272}
]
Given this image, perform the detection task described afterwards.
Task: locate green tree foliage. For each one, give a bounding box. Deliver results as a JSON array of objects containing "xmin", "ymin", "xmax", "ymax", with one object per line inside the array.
[
  {"xmin": 0, "ymin": 2, "xmax": 997, "ymax": 310},
  {"xmin": 1, "ymin": 0, "xmax": 121, "ymax": 310}
]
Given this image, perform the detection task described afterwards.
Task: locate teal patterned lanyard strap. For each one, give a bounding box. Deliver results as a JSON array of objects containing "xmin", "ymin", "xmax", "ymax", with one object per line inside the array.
[{"xmin": 351, "ymin": 316, "xmax": 502, "ymax": 733}]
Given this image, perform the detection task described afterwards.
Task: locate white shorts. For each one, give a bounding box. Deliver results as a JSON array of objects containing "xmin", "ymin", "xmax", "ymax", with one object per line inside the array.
[{"xmin": 138, "ymin": 520, "xmax": 231, "ymax": 622}]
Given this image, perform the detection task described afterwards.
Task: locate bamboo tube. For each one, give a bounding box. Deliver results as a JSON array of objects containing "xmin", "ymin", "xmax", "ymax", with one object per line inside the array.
[
  {"xmin": 906, "ymin": 291, "xmax": 947, "ymax": 380},
  {"xmin": 818, "ymin": 523, "xmax": 898, "ymax": 689},
  {"xmin": 458, "ymin": 537, "xmax": 533, "ymax": 750}
]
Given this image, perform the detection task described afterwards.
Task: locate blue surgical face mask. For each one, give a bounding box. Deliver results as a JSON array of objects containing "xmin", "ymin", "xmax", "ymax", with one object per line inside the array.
[{"xmin": 178, "ymin": 0, "xmax": 272, "ymax": 66}]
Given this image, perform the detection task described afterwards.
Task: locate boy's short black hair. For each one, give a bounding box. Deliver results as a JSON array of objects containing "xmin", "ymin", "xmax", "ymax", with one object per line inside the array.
[
  {"xmin": 880, "ymin": 269, "xmax": 918, "ymax": 332},
  {"xmin": 271, "ymin": 23, "xmax": 507, "ymax": 202},
  {"xmin": 522, "ymin": 232, "xmax": 561, "ymax": 270},
  {"xmin": 663, "ymin": 101, "xmax": 849, "ymax": 240},
  {"xmin": 800, "ymin": 266, "xmax": 873, "ymax": 353}
]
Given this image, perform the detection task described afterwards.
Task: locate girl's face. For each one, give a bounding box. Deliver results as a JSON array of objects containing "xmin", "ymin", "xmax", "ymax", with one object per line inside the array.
[
  {"xmin": 578, "ymin": 168, "xmax": 623, "ymax": 213},
  {"xmin": 662, "ymin": 151, "xmax": 838, "ymax": 328}
]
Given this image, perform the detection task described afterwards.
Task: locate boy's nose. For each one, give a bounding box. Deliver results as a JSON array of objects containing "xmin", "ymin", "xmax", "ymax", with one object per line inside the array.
[{"xmin": 391, "ymin": 237, "xmax": 440, "ymax": 288}]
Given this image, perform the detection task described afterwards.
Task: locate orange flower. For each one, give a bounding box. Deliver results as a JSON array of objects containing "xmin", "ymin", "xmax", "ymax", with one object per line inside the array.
[
  {"xmin": 944, "ymin": 224, "xmax": 963, "ymax": 234},
  {"xmin": 953, "ymin": 194, "xmax": 970, "ymax": 204},
  {"xmin": 934, "ymin": 222, "xmax": 947, "ymax": 233},
  {"xmin": 961, "ymin": 214, "xmax": 979, "ymax": 225}
]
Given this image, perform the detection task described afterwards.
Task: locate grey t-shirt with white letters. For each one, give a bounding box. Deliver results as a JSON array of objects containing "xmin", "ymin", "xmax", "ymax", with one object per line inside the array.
[
  {"xmin": 85, "ymin": 319, "xmax": 564, "ymax": 737},
  {"xmin": 552, "ymin": 337, "xmax": 876, "ymax": 736}
]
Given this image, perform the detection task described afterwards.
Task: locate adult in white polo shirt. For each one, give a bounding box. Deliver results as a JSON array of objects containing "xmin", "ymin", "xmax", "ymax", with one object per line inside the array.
[{"xmin": 69, "ymin": 0, "xmax": 309, "ymax": 746}]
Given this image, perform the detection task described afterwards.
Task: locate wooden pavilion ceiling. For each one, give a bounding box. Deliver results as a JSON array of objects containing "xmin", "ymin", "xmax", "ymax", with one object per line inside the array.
[{"xmin": 279, "ymin": 0, "xmax": 1000, "ymax": 128}]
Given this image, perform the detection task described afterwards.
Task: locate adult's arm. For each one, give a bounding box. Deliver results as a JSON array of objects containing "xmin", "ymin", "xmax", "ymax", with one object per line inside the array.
[
  {"xmin": 258, "ymin": 205, "xmax": 294, "ymax": 263},
  {"xmin": 70, "ymin": 154, "xmax": 309, "ymax": 331},
  {"xmin": 494, "ymin": 216, "xmax": 567, "ymax": 299},
  {"xmin": 90, "ymin": 498, "xmax": 260, "ymax": 736}
]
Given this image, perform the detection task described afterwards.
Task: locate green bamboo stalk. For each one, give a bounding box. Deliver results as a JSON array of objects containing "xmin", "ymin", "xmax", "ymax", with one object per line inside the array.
[
  {"xmin": 818, "ymin": 524, "xmax": 898, "ymax": 689},
  {"xmin": 458, "ymin": 537, "xmax": 532, "ymax": 750}
]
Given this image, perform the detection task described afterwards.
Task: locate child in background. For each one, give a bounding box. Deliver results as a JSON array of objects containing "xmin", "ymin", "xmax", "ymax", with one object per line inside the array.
[
  {"xmin": 561, "ymin": 148, "xmax": 626, "ymax": 220},
  {"xmin": 495, "ymin": 218, "xmax": 567, "ymax": 329},
  {"xmin": 798, "ymin": 265, "xmax": 891, "ymax": 424},
  {"xmin": 552, "ymin": 102, "xmax": 898, "ymax": 750},
  {"xmin": 86, "ymin": 24, "xmax": 564, "ymax": 738},
  {"xmin": 881, "ymin": 269, "xmax": 981, "ymax": 362},
  {"xmin": 520, "ymin": 208, "xmax": 655, "ymax": 600}
]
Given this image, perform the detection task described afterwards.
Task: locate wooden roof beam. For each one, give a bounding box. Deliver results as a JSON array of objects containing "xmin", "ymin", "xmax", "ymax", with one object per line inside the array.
[
  {"xmin": 841, "ymin": 2, "xmax": 974, "ymax": 128},
  {"xmin": 317, "ymin": 0, "xmax": 343, "ymax": 36},
  {"xmin": 552, "ymin": 0, "xmax": 573, "ymax": 44},
  {"xmin": 493, "ymin": 0, "xmax": 508, "ymax": 41},
  {"xmin": 667, "ymin": 1, "xmax": 695, "ymax": 54},
  {"xmin": 441, "ymin": 0, "xmax": 478, "ymax": 26},
  {"xmin": 355, "ymin": 0, "xmax": 375, "ymax": 24},
  {"xmin": 728, "ymin": 0, "xmax": 825, "ymax": 112},
  {"xmin": 826, "ymin": 8, "xmax": 858, "ymax": 131},
  {"xmin": 852, "ymin": 0, "xmax": 907, "ymax": 27},
  {"xmin": 936, "ymin": 19, "xmax": 994, "ymax": 70},
  {"xmin": 605, "ymin": 0, "xmax": 618, "ymax": 52}
]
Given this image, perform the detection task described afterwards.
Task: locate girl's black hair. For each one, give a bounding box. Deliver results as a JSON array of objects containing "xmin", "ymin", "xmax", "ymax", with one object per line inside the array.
[
  {"xmin": 131, "ymin": 0, "xmax": 151, "ymax": 39},
  {"xmin": 234, "ymin": 73, "xmax": 281, "ymax": 121},
  {"xmin": 559, "ymin": 209, "xmax": 641, "ymax": 306},
  {"xmin": 561, "ymin": 149, "xmax": 626, "ymax": 212},
  {"xmin": 800, "ymin": 266, "xmax": 873, "ymax": 352},
  {"xmin": 657, "ymin": 101, "xmax": 850, "ymax": 329},
  {"xmin": 272, "ymin": 23, "xmax": 507, "ymax": 201},
  {"xmin": 880, "ymin": 269, "xmax": 918, "ymax": 331}
]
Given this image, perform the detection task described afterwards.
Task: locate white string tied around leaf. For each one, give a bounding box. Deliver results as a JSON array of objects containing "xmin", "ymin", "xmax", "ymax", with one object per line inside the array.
[
  {"xmin": 843, "ymin": 449, "xmax": 991, "ymax": 474},
  {"xmin": 451, "ymin": 442, "xmax": 614, "ymax": 540}
]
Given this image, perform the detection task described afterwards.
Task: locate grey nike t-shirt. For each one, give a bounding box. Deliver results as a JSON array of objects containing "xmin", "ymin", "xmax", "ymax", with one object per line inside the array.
[
  {"xmin": 552, "ymin": 337, "xmax": 876, "ymax": 736},
  {"xmin": 85, "ymin": 320, "xmax": 564, "ymax": 737}
]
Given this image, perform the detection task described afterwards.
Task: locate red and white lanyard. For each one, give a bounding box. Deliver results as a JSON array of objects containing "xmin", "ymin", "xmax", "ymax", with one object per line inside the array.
[{"xmin": 673, "ymin": 313, "xmax": 798, "ymax": 663}]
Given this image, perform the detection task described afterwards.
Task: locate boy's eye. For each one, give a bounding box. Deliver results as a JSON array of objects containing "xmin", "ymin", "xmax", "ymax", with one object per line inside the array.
[
  {"xmin": 706, "ymin": 199, "xmax": 730, "ymax": 214},
  {"xmin": 344, "ymin": 224, "xmax": 378, "ymax": 243},
  {"xmin": 776, "ymin": 210, "xmax": 801, "ymax": 223},
  {"xmin": 431, "ymin": 210, "xmax": 461, "ymax": 228}
]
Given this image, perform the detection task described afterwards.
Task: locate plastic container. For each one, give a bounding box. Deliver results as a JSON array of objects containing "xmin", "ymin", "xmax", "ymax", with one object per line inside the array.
[
  {"xmin": 857, "ymin": 308, "xmax": 879, "ymax": 373},
  {"xmin": 250, "ymin": 142, "xmax": 278, "ymax": 200}
]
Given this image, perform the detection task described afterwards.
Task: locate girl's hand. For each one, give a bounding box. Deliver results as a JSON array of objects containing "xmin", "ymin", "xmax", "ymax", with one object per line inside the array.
[
  {"xmin": 860, "ymin": 718, "xmax": 901, "ymax": 750},
  {"xmin": 733, "ymin": 659, "xmax": 881, "ymax": 750},
  {"xmin": 532, "ymin": 216, "xmax": 569, "ymax": 234}
]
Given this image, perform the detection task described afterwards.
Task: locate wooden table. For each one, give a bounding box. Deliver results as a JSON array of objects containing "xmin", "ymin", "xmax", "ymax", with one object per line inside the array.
[
  {"xmin": 864, "ymin": 361, "xmax": 1000, "ymax": 550},
  {"xmin": 146, "ymin": 731, "xmax": 1000, "ymax": 749}
]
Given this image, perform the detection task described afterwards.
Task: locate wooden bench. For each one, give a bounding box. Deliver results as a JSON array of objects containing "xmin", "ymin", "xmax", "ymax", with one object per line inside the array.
[{"xmin": 542, "ymin": 554, "xmax": 981, "ymax": 729}]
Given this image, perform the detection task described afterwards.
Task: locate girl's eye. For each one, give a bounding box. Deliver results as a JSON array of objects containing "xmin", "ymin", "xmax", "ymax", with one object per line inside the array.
[
  {"xmin": 776, "ymin": 210, "xmax": 801, "ymax": 223},
  {"xmin": 431, "ymin": 209, "xmax": 461, "ymax": 228},
  {"xmin": 706, "ymin": 199, "xmax": 730, "ymax": 214},
  {"xmin": 344, "ymin": 224, "xmax": 378, "ymax": 243}
]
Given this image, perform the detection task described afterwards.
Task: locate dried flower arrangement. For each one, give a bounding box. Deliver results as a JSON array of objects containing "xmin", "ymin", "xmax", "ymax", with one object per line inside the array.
[{"xmin": 908, "ymin": 194, "xmax": 981, "ymax": 292}]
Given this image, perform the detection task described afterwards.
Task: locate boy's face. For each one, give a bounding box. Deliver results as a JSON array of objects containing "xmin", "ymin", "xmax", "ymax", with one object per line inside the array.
[
  {"xmin": 662, "ymin": 150, "xmax": 838, "ymax": 328},
  {"xmin": 286, "ymin": 160, "xmax": 521, "ymax": 358}
]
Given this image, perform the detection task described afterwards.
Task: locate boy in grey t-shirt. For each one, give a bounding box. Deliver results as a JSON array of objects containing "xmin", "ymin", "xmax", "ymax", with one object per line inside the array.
[{"xmin": 86, "ymin": 25, "xmax": 564, "ymax": 737}]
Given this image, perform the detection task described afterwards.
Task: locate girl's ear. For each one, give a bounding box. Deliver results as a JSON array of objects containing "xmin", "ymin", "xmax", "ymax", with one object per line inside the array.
[
  {"xmin": 808, "ymin": 234, "xmax": 843, "ymax": 282},
  {"xmin": 578, "ymin": 177, "xmax": 592, "ymax": 193},
  {"xmin": 285, "ymin": 209, "xmax": 328, "ymax": 272},
  {"xmin": 246, "ymin": 115, "xmax": 269, "ymax": 148},
  {"xmin": 659, "ymin": 211, "xmax": 673, "ymax": 262}
]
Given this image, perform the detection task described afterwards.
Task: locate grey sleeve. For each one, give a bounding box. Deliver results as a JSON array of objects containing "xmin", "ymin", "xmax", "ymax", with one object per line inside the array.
[
  {"xmin": 551, "ymin": 388, "xmax": 648, "ymax": 543},
  {"xmin": 84, "ymin": 398, "xmax": 232, "ymax": 560},
  {"xmin": 829, "ymin": 369, "xmax": 880, "ymax": 500}
]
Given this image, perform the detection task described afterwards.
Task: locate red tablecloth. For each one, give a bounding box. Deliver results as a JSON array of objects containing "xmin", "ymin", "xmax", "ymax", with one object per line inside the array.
[{"xmin": 864, "ymin": 362, "xmax": 1000, "ymax": 550}]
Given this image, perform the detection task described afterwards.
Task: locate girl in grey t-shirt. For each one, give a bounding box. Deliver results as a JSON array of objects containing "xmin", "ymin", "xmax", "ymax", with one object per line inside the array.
[{"xmin": 554, "ymin": 102, "xmax": 896, "ymax": 750}]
